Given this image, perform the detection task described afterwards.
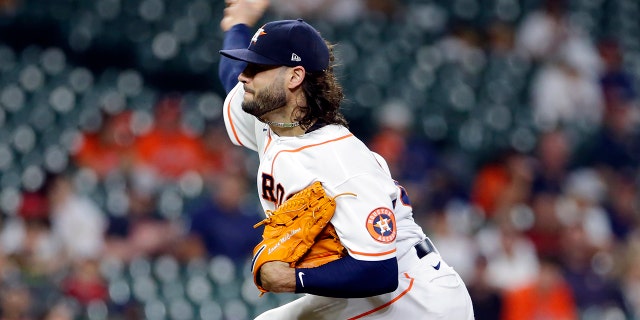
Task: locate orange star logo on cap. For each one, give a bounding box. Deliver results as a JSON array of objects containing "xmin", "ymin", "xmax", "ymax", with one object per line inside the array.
[{"xmin": 251, "ymin": 27, "xmax": 267, "ymax": 44}]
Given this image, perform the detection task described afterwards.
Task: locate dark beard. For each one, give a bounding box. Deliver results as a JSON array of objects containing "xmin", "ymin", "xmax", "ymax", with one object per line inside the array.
[{"xmin": 241, "ymin": 84, "xmax": 287, "ymax": 118}]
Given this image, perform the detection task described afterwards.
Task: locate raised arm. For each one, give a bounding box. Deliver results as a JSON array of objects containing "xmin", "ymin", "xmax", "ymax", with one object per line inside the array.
[{"xmin": 218, "ymin": 0, "xmax": 270, "ymax": 93}]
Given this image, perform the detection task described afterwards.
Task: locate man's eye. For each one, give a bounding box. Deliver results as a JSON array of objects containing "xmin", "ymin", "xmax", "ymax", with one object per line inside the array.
[{"xmin": 245, "ymin": 64, "xmax": 276, "ymax": 76}]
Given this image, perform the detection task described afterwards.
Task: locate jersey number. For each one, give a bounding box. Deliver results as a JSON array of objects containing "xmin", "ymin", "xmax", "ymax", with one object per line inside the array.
[{"xmin": 261, "ymin": 173, "xmax": 286, "ymax": 206}]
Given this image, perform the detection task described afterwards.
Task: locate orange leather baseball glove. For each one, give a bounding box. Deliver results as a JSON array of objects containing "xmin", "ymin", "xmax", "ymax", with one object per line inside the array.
[{"xmin": 250, "ymin": 181, "xmax": 352, "ymax": 295}]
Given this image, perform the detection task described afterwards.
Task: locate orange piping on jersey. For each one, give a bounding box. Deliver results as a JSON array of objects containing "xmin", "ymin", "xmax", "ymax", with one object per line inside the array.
[
  {"xmin": 226, "ymin": 85, "xmax": 244, "ymax": 147},
  {"xmin": 348, "ymin": 248, "xmax": 396, "ymax": 257},
  {"xmin": 263, "ymin": 131, "xmax": 273, "ymax": 153},
  {"xmin": 270, "ymin": 133, "xmax": 354, "ymax": 175},
  {"xmin": 348, "ymin": 273, "xmax": 415, "ymax": 320}
]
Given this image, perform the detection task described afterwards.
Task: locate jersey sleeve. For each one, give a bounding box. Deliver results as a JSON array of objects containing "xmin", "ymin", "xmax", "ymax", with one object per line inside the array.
[
  {"xmin": 330, "ymin": 173, "xmax": 399, "ymax": 262},
  {"xmin": 219, "ymin": 24, "xmax": 263, "ymax": 151},
  {"xmin": 218, "ymin": 24, "xmax": 250, "ymax": 94},
  {"xmin": 223, "ymin": 83, "xmax": 260, "ymax": 151}
]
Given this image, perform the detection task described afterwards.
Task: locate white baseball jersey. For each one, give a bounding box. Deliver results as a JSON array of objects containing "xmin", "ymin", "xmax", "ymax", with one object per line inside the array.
[
  {"xmin": 223, "ymin": 82, "xmax": 474, "ymax": 319},
  {"xmin": 223, "ymin": 83, "xmax": 425, "ymax": 262}
]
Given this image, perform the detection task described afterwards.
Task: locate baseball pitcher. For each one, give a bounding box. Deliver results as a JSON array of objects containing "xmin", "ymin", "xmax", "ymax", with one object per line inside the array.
[{"xmin": 217, "ymin": 0, "xmax": 475, "ymax": 319}]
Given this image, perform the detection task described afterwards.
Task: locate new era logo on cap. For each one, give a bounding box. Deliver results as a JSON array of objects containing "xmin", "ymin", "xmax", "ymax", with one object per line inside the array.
[{"xmin": 220, "ymin": 19, "xmax": 329, "ymax": 72}]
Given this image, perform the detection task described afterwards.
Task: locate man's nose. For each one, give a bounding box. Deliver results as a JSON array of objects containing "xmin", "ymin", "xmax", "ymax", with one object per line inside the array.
[{"xmin": 238, "ymin": 72, "xmax": 248, "ymax": 83}]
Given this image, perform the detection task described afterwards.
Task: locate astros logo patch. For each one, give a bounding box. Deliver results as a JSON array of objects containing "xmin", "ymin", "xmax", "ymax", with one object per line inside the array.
[{"xmin": 366, "ymin": 207, "xmax": 396, "ymax": 243}]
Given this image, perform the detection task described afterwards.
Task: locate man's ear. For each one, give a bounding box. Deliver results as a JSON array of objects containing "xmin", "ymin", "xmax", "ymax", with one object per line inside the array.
[{"xmin": 287, "ymin": 66, "xmax": 306, "ymax": 89}]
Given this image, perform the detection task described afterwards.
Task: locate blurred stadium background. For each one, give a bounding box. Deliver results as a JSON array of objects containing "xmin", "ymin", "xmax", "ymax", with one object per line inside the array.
[{"xmin": 0, "ymin": 0, "xmax": 639, "ymax": 319}]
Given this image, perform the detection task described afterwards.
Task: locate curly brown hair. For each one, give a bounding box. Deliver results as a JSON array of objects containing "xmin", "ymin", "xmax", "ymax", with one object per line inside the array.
[{"xmin": 294, "ymin": 41, "xmax": 348, "ymax": 129}]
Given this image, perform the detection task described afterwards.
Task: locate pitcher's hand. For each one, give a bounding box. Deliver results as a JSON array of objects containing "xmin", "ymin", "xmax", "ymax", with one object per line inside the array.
[
  {"xmin": 260, "ymin": 261, "xmax": 296, "ymax": 293},
  {"xmin": 221, "ymin": 0, "xmax": 270, "ymax": 32}
]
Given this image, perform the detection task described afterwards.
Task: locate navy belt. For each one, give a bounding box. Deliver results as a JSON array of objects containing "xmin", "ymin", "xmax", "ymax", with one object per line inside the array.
[{"xmin": 414, "ymin": 238, "xmax": 437, "ymax": 259}]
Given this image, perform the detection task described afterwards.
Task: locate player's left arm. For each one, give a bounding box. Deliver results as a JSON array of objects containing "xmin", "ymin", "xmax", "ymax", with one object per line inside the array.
[{"xmin": 260, "ymin": 256, "xmax": 398, "ymax": 297}]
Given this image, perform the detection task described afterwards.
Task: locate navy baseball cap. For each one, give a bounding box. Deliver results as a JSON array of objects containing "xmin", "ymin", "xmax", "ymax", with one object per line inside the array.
[{"xmin": 220, "ymin": 19, "xmax": 329, "ymax": 72}]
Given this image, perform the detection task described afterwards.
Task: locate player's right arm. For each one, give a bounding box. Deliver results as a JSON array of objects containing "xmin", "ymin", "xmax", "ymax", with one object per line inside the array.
[
  {"xmin": 219, "ymin": 0, "xmax": 270, "ymax": 151},
  {"xmin": 219, "ymin": 24, "xmax": 250, "ymax": 94},
  {"xmin": 218, "ymin": 0, "xmax": 269, "ymax": 93}
]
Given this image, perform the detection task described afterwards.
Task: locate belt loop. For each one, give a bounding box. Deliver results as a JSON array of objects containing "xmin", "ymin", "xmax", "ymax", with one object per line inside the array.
[
  {"xmin": 424, "ymin": 237, "xmax": 439, "ymax": 256},
  {"xmin": 414, "ymin": 237, "xmax": 438, "ymax": 259}
]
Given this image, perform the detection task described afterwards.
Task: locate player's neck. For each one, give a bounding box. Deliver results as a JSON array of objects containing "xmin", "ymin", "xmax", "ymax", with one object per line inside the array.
[
  {"xmin": 270, "ymin": 123, "xmax": 306, "ymax": 136},
  {"xmin": 263, "ymin": 102, "xmax": 308, "ymax": 136}
]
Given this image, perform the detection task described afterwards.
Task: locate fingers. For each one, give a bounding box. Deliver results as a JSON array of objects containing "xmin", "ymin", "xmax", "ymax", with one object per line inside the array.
[
  {"xmin": 220, "ymin": 0, "xmax": 270, "ymax": 32},
  {"xmin": 253, "ymin": 0, "xmax": 270, "ymax": 13}
]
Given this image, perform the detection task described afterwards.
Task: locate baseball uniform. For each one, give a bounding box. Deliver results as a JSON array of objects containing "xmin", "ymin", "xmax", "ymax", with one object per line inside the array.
[{"xmin": 223, "ymin": 82, "xmax": 475, "ymax": 319}]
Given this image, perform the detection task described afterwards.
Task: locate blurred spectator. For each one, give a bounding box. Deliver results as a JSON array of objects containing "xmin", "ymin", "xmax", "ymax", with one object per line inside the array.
[
  {"xmin": 580, "ymin": 100, "xmax": 640, "ymax": 173},
  {"xmin": 529, "ymin": 48, "xmax": 604, "ymax": 133},
  {"xmin": 270, "ymin": 0, "xmax": 365, "ymax": 24},
  {"xmin": 41, "ymin": 301, "xmax": 75, "ymax": 320},
  {"xmin": 598, "ymin": 37, "xmax": 638, "ymax": 112},
  {"xmin": 47, "ymin": 174, "xmax": 106, "ymax": 262},
  {"xmin": 531, "ymin": 129, "xmax": 573, "ymax": 195},
  {"xmin": 133, "ymin": 94, "xmax": 207, "ymax": 182},
  {"xmin": 575, "ymin": 38, "xmax": 640, "ymax": 172},
  {"xmin": 0, "ymin": 248, "xmax": 18, "ymax": 288},
  {"xmin": 370, "ymin": 100, "xmax": 439, "ymax": 181},
  {"xmin": 198, "ymin": 124, "xmax": 228, "ymax": 181},
  {"xmin": 0, "ymin": 0, "xmax": 17, "ymax": 14},
  {"xmin": 369, "ymin": 99, "xmax": 441, "ymax": 216},
  {"xmin": 500, "ymin": 256, "xmax": 578, "ymax": 320},
  {"xmin": 435, "ymin": 18, "xmax": 485, "ymax": 68},
  {"xmin": 104, "ymin": 178, "xmax": 181, "ymax": 262},
  {"xmin": 0, "ymin": 192, "xmax": 61, "ymax": 278},
  {"xmin": 525, "ymin": 129, "xmax": 573, "ymax": 256},
  {"xmin": 603, "ymin": 171, "xmax": 640, "ymax": 242},
  {"xmin": 174, "ymin": 172, "xmax": 262, "ymax": 266},
  {"xmin": 598, "ymin": 38, "xmax": 637, "ymax": 107},
  {"xmin": 269, "ymin": 0, "xmax": 402, "ymax": 23},
  {"xmin": 73, "ymin": 111, "xmax": 137, "ymax": 180},
  {"xmin": 477, "ymin": 217, "xmax": 540, "ymax": 292},
  {"xmin": 365, "ymin": 0, "xmax": 403, "ymax": 19},
  {"xmin": 0, "ymin": 281, "xmax": 33, "ymax": 320},
  {"xmin": 470, "ymin": 149, "xmax": 533, "ymax": 219},
  {"xmin": 421, "ymin": 168, "xmax": 468, "ymax": 219},
  {"xmin": 515, "ymin": 0, "xmax": 568, "ymax": 61},
  {"xmin": 557, "ymin": 168, "xmax": 613, "ymax": 252},
  {"xmin": 520, "ymin": 0, "xmax": 605, "ymax": 135},
  {"xmin": 369, "ymin": 99, "xmax": 413, "ymax": 178},
  {"xmin": 558, "ymin": 221, "xmax": 628, "ymax": 317},
  {"xmin": 60, "ymin": 259, "xmax": 107, "ymax": 307},
  {"xmin": 426, "ymin": 205, "xmax": 478, "ymax": 283},
  {"xmin": 620, "ymin": 237, "xmax": 640, "ymax": 319},
  {"xmin": 525, "ymin": 191, "xmax": 564, "ymax": 260},
  {"xmin": 14, "ymin": 192, "xmax": 48, "ymax": 222},
  {"xmin": 0, "ymin": 217, "xmax": 59, "ymax": 278},
  {"xmin": 554, "ymin": 169, "xmax": 625, "ymax": 316},
  {"xmin": 485, "ymin": 20, "xmax": 517, "ymax": 58},
  {"xmin": 516, "ymin": 0, "xmax": 601, "ymax": 76},
  {"xmin": 199, "ymin": 123, "xmax": 252, "ymax": 181},
  {"xmin": 466, "ymin": 255, "xmax": 503, "ymax": 320}
]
